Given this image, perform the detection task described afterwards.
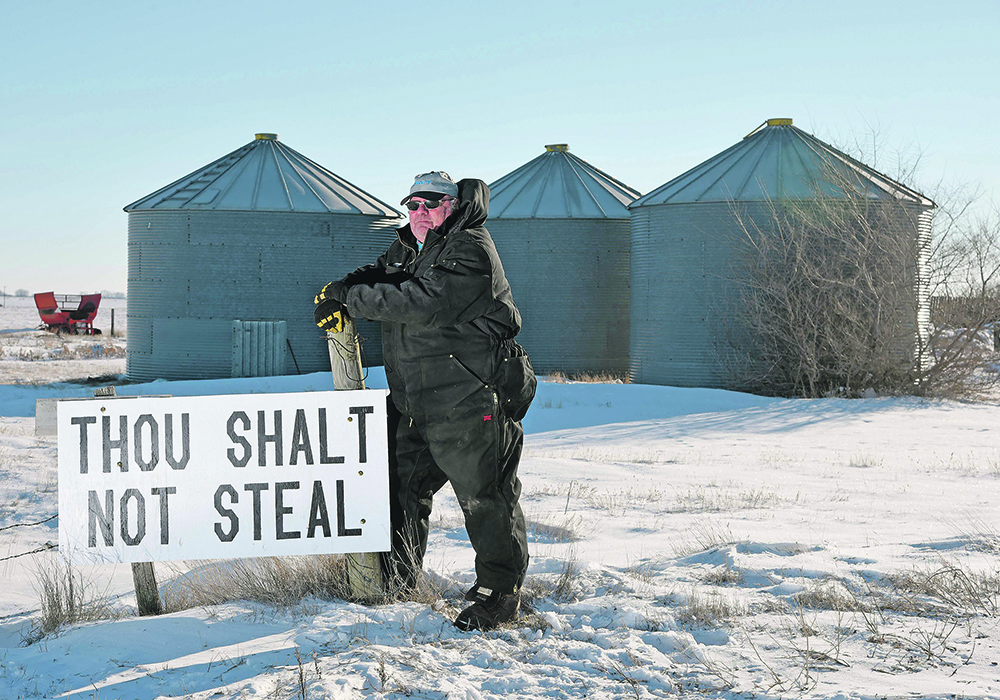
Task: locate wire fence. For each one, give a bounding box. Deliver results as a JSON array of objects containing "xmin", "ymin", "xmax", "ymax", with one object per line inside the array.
[
  {"xmin": 0, "ymin": 513, "xmax": 57, "ymax": 533},
  {"xmin": 0, "ymin": 542, "xmax": 57, "ymax": 562},
  {"xmin": 0, "ymin": 513, "xmax": 58, "ymax": 561}
]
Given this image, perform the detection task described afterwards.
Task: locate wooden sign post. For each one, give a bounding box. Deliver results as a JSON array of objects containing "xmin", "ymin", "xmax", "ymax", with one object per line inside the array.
[
  {"xmin": 327, "ymin": 321, "xmax": 385, "ymax": 602},
  {"xmin": 92, "ymin": 385, "xmax": 163, "ymax": 616}
]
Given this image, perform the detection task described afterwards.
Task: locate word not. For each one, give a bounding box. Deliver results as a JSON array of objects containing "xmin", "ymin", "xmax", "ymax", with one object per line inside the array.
[{"xmin": 89, "ymin": 487, "xmax": 177, "ymax": 547}]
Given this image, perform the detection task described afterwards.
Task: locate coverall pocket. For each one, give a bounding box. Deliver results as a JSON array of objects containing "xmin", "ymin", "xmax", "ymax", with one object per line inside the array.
[
  {"xmin": 419, "ymin": 355, "xmax": 500, "ymax": 488},
  {"xmin": 496, "ymin": 342, "xmax": 536, "ymax": 422}
]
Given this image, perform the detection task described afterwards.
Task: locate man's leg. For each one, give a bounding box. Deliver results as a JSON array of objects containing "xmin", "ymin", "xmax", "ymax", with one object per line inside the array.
[
  {"xmin": 426, "ymin": 412, "xmax": 529, "ymax": 596},
  {"xmin": 496, "ymin": 417, "xmax": 529, "ymax": 590},
  {"xmin": 381, "ymin": 402, "xmax": 449, "ymax": 595}
]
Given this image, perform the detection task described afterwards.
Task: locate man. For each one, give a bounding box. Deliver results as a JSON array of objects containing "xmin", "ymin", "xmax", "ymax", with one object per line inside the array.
[{"xmin": 314, "ymin": 171, "xmax": 535, "ymax": 631}]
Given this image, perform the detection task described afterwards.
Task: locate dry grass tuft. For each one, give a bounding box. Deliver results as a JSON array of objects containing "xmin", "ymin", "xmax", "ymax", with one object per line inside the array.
[
  {"xmin": 28, "ymin": 556, "xmax": 119, "ymax": 642},
  {"xmin": 671, "ymin": 486, "xmax": 782, "ymax": 513},
  {"xmin": 671, "ymin": 523, "xmax": 745, "ymax": 558},
  {"xmin": 521, "ymin": 549, "xmax": 582, "ymax": 606},
  {"xmin": 700, "ymin": 563, "xmax": 744, "ymax": 587},
  {"xmin": 792, "ymin": 580, "xmax": 861, "ymax": 612},
  {"xmin": 675, "ymin": 589, "xmax": 747, "ymax": 628},
  {"xmin": 545, "ymin": 371, "xmax": 630, "ymax": 384},
  {"xmin": 582, "ymin": 487, "xmax": 663, "ymax": 515},
  {"xmin": 846, "ymin": 453, "xmax": 883, "ymax": 469},
  {"xmin": 886, "ymin": 564, "xmax": 1000, "ymax": 617},
  {"xmin": 525, "ymin": 515, "xmax": 581, "ymax": 543},
  {"xmin": 162, "ymin": 555, "xmax": 353, "ymax": 611},
  {"xmin": 163, "ymin": 552, "xmax": 465, "ymax": 613}
]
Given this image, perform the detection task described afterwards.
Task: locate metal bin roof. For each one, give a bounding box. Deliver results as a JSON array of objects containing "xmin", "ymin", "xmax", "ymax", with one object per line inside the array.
[
  {"xmin": 489, "ymin": 144, "xmax": 640, "ymax": 219},
  {"xmin": 632, "ymin": 119, "xmax": 934, "ymax": 208},
  {"xmin": 124, "ymin": 133, "xmax": 402, "ymax": 217}
]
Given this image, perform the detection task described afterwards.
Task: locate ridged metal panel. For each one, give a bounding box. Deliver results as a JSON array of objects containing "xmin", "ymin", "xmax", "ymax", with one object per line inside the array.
[
  {"xmin": 489, "ymin": 147, "xmax": 640, "ymax": 219},
  {"xmin": 629, "ymin": 203, "xmax": 740, "ymax": 387},
  {"xmin": 124, "ymin": 136, "xmax": 400, "ymax": 216},
  {"xmin": 489, "ymin": 218, "xmax": 630, "ymax": 375},
  {"xmin": 127, "ymin": 210, "xmax": 397, "ymax": 381},
  {"xmin": 915, "ymin": 208, "xmax": 934, "ymax": 346},
  {"xmin": 232, "ymin": 320, "xmax": 287, "ymax": 377},
  {"xmin": 632, "ymin": 123, "xmax": 935, "ymax": 208},
  {"xmin": 630, "ymin": 201, "xmax": 934, "ymax": 388}
]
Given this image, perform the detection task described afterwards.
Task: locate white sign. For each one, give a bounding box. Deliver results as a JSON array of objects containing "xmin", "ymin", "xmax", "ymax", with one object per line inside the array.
[{"xmin": 57, "ymin": 390, "xmax": 390, "ymax": 564}]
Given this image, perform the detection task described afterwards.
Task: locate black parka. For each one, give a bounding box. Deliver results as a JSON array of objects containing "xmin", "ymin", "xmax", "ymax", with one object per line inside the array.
[{"xmin": 341, "ymin": 179, "xmax": 522, "ymax": 422}]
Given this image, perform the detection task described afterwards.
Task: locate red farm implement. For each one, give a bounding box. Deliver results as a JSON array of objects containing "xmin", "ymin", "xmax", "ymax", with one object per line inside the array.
[{"xmin": 33, "ymin": 292, "xmax": 102, "ymax": 335}]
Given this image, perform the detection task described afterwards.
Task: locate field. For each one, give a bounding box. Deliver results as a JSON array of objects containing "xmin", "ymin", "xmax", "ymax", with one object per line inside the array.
[{"xmin": 1, "ymin": 300, "xmax": 999, "ymax": 699}]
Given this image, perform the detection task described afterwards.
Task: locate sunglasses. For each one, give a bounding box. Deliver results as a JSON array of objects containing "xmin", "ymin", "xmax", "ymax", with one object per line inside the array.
[{"xmin": 405, "ymin": 198, "xmax": 451, "ymax": 211}]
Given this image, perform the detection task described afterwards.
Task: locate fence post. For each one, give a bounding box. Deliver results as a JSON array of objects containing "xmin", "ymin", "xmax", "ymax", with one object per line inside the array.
[
  {"xmin": 327, "ymin": 322, "xmax": 385, "ymax": 602},
  {"xmin": 93, "ymin": 385, "xmax": 162, "ymax": 616}
]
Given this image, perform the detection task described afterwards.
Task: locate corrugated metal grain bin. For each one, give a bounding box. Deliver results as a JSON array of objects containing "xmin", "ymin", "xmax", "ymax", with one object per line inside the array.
[
  {"xmin": 123, "ymin": 133, "xmax": 401, "ymax": 381},
  {"xmin": 629, "ymin": 119, "xmax": 934, "ymax": 388},
  {"xmin": 487, "ymin": 145, "xmax": 640, "ymax": 375}
]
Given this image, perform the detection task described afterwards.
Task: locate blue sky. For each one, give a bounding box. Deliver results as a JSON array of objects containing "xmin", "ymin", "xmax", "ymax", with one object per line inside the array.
[{"xmin": 2, "ymin": 0, "xmax": 998, "ymax": 294}]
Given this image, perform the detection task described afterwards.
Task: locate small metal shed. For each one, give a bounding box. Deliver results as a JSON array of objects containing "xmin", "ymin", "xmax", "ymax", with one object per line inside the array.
[
  {"xmin": 488, "ymin": 144, "xmax": 640, "ymax": 375},
  {"xmin": 124, "ymin": 133, "xmax": 401, "ymax": 381},
  {"xmin": 629, "ymin": 119, "xmax": 935, "ymax": 388}
]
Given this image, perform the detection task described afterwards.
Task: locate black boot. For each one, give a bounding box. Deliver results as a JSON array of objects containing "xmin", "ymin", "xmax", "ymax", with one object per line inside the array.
[{"xmin": 454, "ymin": 584, "xmax": 520, "ymax": 631}]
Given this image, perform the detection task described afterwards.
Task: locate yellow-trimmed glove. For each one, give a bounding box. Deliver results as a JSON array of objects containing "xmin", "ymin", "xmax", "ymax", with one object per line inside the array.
[
  {"xmin": 314, "ymin": 298, "xmax": 349, "ymax": 333},
  {"xmin": 315, "ymin": 280, "xmax": 347, "ymax": 305}
]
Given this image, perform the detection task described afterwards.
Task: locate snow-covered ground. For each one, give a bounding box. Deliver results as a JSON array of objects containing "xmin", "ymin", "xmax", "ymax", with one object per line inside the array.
[{"xmin": 1, "ymin": 304, "xmax": 999, "ymax": 699}]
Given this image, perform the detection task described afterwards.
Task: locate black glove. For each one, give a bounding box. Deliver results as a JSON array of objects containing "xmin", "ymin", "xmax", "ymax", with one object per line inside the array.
[
  {"xmin": 314, "ymin": 298, "xmax": 349, "ymax": 333},
  {"xmin": 315, "ymin": 280, "xmax": 348, "ymax": 305}
]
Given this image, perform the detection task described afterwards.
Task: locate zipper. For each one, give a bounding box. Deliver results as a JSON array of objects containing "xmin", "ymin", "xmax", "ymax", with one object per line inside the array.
[{"xmin": 406, "ymin": 236, "xmax": 446, "ymax": 273}]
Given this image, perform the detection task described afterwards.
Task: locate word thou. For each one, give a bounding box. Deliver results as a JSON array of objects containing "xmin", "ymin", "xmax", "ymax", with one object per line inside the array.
[{"xmin": 71, "ymin": 414, "xmax": 190, "ymax": 474}]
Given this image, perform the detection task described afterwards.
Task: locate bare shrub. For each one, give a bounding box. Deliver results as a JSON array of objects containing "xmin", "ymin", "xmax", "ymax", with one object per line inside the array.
[
  {"xmin": 725, "ymin": 187, "xmax": 931, "ymax": 397},
  {"xmin": 923, "ymin": 209, "xmax": 1000, "ymax": 398},
  {"xmin": 722, "ymin": 130, "xmax": 1000, "ymax": 399}
]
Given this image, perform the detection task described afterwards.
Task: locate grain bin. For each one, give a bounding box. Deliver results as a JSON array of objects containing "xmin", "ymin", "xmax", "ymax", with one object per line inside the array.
[
  {"xmin": 629, "ymin": 119, "xmax": 934, "ymax": 389},
  {"xmin": 124, "ymin": 133, "xmax": 401, "ymax": 381},
  {"xmin": 488, "ymin": 144, "xmax": 640, "ymax": 375}
]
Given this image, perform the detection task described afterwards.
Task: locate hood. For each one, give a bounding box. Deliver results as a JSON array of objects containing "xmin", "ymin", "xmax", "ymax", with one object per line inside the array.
[
  {"xmin": 451, "ymin": 178, "xmax": 490, "ymax": 229},
  {"xmin": 396, "ymin": 178, "xmax": 491, "ymax": 250}
]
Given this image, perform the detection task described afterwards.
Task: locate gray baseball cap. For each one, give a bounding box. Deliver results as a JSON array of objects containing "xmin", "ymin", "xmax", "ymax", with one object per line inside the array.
[{"xmin": 401, "ymin": 171, "xmax": 459, "ymax": 205}]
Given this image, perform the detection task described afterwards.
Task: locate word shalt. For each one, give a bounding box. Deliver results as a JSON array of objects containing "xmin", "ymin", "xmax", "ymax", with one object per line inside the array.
[{"xmin": 79, "ymin": 406, "xmax": 375, "ymax": 549}]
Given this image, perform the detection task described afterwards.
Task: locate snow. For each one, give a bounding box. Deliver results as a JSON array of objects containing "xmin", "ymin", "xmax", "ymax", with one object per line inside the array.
[{"xmin": 2, "ymin": 303, "xmax": 1000, "ymax": 698}]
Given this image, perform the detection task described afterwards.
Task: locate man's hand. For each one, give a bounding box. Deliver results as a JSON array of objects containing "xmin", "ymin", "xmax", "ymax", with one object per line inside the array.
[
  {"xmin": 314, "ymin": 298, "xmax": 349, "ymax": 333},
  {"xmin": 315, "ymin": 280, "xmax": 348, "ymax": 305}
]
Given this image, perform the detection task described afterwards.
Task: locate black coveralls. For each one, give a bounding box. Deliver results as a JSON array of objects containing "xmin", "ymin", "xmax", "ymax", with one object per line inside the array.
[{"xmin": 339, "ymin": 179, "xmax": 530, "ymax": 594}]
